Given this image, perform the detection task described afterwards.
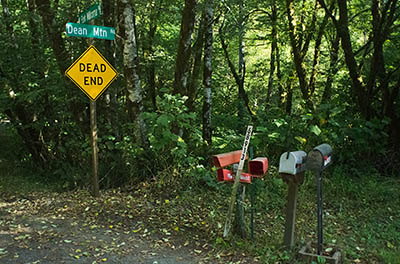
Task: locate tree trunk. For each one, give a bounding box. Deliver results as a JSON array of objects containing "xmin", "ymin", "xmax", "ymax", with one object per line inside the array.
[
  {"xmin": 237, "ymin": 0, "xmax": 249, "ymax": 123},
  {"xmin": 187, "ymin": 13, "xmax": 206, "ymax": 112},
  {"xmin": 202, "ymin": 0, "xmax": 213, "ymax": 148},
  {"xmin": 173, "ymin": 0, "xmax": 197, "ymax": 96},
  {"xmin": 36, "ymin": 0, "xmax": 87, "ymax": 130},
  {"xmin": 276, "ymin": 38, "xmax": 284, "ymax": 108},
  {"xmin": 121, "ymin": 0, "xmax": 149, "ymax": 149},
  {"xmin": 286, "ymin": 71, "xmax": 295, "ymax": 115},
  {"xmin": 266, "ymin": 0, "xmax": 278, "ymax": 105},
  {"xmin": 308, "ymin": 4, "xmax": 331, "ymax": 96},
  {"xmin": 285, "ymin": 0, "xmax": 321, "ymax": 110},
  {"xmin": 319, "ymin": 0, "xmax": 400, "ymax": 147},
  {"xmin": 285, "ymin": 0, "xmax": 310, "ymax": 105},
  {"xmin": 373, "ymin": 0, "xmax": 400, "ymax": 147},
  {"xmin": 102, "ymin": 0, "xmax": 120, "ymax": 139},
  {"xmin": 219, "ymin": 19, "xmax": 252, "ymax": 120},
  {"xmin": 321, "ymin": 32, "xmax": 340, "ymax": 104},
  {"xmin": 335, "ymin": 0, "xmax": 370, "ymax": 118},
  {"xmin": 36, "ymin": 0, "xmax": 70, "ymax": 75},
  {"xmin": 144, "ymin": 0, "xmax": 162, "ymax": 109},
  {"xmin": 27, "ymin": 0, "xmax": 45, "ymax": 79}
]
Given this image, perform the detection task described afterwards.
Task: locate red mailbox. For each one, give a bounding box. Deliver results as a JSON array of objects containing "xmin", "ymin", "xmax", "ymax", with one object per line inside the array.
[
  {"xmin": 212, "ymin": 150, "xmax": 268, "ymax": 184},
  {"xmin": 212, "ymin": 150, "xmax": 246, "ymax": 168},
  {"xmin": 239, "ymin": 172, "xmax": 252, "ymax": 184},
  {"xmin": 217, "ymin": 168, "xmax": 233, "ymax": 181},
  {"xmin": 248, "ymin": 157, "xmax": 268, "ymax": 177},
  {"xmin": 217, "ymin": 169, "xmax": 252, "ymax": 184}
]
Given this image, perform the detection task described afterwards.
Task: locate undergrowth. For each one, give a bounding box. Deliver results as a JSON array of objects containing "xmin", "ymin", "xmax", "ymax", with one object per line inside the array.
[{"xmin": 1, "ymin": 123, "xmax": 399, "ymax": 263}]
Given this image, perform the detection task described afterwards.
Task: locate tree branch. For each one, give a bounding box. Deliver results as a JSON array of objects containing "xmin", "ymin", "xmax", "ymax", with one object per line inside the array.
[
  {"xmin": 219, "ymin": 21, "xmax": 241, "ymax": 86},
  {"xmin": 317, "ymin": 0, "xmax": 337, "ymax": 27}
]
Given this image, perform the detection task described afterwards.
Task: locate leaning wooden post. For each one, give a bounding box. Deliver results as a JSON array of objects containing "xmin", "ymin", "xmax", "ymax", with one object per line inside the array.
[{"xmin": 223, "ymin": 125, "xmax": 252, "ymax": 238}]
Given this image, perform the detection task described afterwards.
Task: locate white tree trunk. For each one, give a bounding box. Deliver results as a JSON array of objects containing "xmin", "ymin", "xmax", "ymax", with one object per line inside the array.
[
  {"xmin": 202, "ymin": 0, "xmax": 213, "ymax": 146},
  {"xmin": 121, "ymin": 0, "xmax": 149, "ymax": 148}
]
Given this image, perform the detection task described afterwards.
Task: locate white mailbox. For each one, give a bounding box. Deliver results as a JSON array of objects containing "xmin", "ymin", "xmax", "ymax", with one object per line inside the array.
[{"xmin": 279, "ymin": 151, "xmax": 307, "ymax": 175}]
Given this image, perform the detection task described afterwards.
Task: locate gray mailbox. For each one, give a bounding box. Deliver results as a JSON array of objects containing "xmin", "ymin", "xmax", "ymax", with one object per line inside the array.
[
  {"xmin": 306, "ymin": 143, "xmax": 332, "ymax": 171},
  {"xmin": 279, "ymin": 150, "xmax": 307, "ymax": 249},
  {"xmin": 279, "ymin": 151, "xmax": 307, "ymax": 175}
]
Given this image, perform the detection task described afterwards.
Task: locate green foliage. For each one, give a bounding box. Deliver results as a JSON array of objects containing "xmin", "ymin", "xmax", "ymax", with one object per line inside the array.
[
  {"xmin": 379, "ymin": 249, "xmax": 400, "ymax": 264},
  {"xmin": 1, "ymin": 0, "xmax": 400, "ymax": 263},
  {"xmin": 1, "ymin": 0, "xmax": 399, "ymax": 192},
  {"xmin": 144, "ymin": 94, "xmax": 198, "ymax": 167},
  {"xmin": 0, "ymin": 124, "xmax": 59, "ymax": 193},
  {"xmin": 107, "ymin": 93, "xmax": 207, "ymax": 188}
]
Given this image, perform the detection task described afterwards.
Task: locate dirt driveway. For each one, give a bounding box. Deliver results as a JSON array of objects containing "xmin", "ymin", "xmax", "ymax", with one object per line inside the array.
[{"xmin": 0, "ymin": 192, "xmax": 209, "ymax": 264}]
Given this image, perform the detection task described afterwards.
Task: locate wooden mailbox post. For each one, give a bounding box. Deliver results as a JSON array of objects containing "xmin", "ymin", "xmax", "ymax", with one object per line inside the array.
[{"xmin": 279, "ymin": 150, "xmax": 307, "ymax": 249}]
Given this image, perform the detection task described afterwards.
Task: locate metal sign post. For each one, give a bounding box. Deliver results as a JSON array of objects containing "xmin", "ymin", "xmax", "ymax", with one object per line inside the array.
[
  {"xmin": 249, "ymin": 146, "xmax": 254, "ymax": 241},
  {"xmin": 317, "ymin": 171, "xmax": 323, "ymax": 255},
  {"xmin": 306, "ymin": 144, "xmax": 333, "ymax": 255},
  {"xmin": 64, "ymin": 5, "xmax": 118, "ymax": 197}
]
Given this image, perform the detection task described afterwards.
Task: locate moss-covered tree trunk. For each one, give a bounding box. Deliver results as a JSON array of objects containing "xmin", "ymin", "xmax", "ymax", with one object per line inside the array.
[
  {"xmin": 120, "ymin": 0, "xmax": 149, "ymax": 149},
  {"xmin": 186, "ymin": 13, "xmax": 205, "ymax": 113},
  {"xmin": 173, "ymin": 0, "xmax": 197, "ymax": 96},
  {"xmin": 202, "ymin": 0, "xmax": 213, "ymax": 148}
]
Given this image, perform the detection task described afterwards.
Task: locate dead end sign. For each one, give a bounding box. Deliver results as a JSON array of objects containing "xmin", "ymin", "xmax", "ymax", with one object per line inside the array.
[{"xmin": 65, "ymin": 45, "xmax": 118, "ymax": 101}]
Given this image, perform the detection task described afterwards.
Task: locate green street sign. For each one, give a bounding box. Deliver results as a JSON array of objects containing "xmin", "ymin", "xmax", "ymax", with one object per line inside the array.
[
  {"xmin": 66, "ymin": 22, "xmax": 115, "ymax": 40},
  {"xmin": 78, "ymin": 3, "xmax": 101, "ymax": 24}
]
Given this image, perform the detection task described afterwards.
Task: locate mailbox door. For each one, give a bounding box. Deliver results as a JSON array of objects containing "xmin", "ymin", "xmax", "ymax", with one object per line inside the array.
[
  {"xmin": 249, "ymin": 157, "xmax": 268, "ymax": 176},
  {"xmin": 292, "ymin": 151, "xmax": 307, "ymax": 174},
  {"xmin": 279, "ymin": 152, "xmax": 296, "ymax": 175},
  {"xmin": 217, "ymin": 169, "xmax": 233, "ymax": 181},
  {"xmin": 306, "ymin": 150, "xmax": 323, "ymax": 171},
  {"xmin": 307, "ymin": 144, "xmax": 332, "ymax": 171}
]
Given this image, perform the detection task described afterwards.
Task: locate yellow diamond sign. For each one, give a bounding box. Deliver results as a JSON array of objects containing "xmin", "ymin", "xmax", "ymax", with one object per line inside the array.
[{"xmin": 65, "ymin": 45, "xmax": 118, "ymax": 101}]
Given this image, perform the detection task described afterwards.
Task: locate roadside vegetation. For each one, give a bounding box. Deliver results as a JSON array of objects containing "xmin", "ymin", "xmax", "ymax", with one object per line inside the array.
[
  {"xmin": 1, "ymin": 0, "xmax": 400, "ymax": 263},
  {"xmin": 1, "ymin": 123, "xmax": 399, "ymax": 263}
]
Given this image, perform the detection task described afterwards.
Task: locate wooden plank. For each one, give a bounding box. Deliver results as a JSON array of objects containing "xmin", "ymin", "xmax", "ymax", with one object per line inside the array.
[{"xmin": 223, "ymin": 125, "xmax": 253, "ymax": 237}]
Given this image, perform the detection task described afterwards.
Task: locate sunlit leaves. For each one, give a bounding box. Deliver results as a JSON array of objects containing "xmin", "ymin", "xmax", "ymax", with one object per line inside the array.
[{"xmin": 310, "ymin": 125, "xmax": 321, "ymax": 136}]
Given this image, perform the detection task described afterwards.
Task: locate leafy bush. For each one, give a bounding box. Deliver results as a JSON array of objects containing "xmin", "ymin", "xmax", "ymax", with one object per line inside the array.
[{"xmin": 116, "ymin": 93, "xmax": 206, "ymax": 188}]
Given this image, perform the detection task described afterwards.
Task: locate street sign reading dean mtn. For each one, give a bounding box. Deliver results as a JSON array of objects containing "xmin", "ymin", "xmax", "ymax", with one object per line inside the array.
[
  {"xmin": 65, "ymin": 45, "xmax": 118, "ymax": 101},
  {"xmin": 66, "ymin": 23, "xmax": 115, "ymax": 40}
]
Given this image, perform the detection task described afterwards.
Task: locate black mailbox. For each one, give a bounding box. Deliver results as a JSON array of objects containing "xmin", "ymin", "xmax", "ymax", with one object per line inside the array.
[
  {"xmin": 306, "ymin": 143, "xmax": 333, "ymax": 255},
  {"xmin": 306, "ymin": 143, "xmax": 332, "ymax": 171}
]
